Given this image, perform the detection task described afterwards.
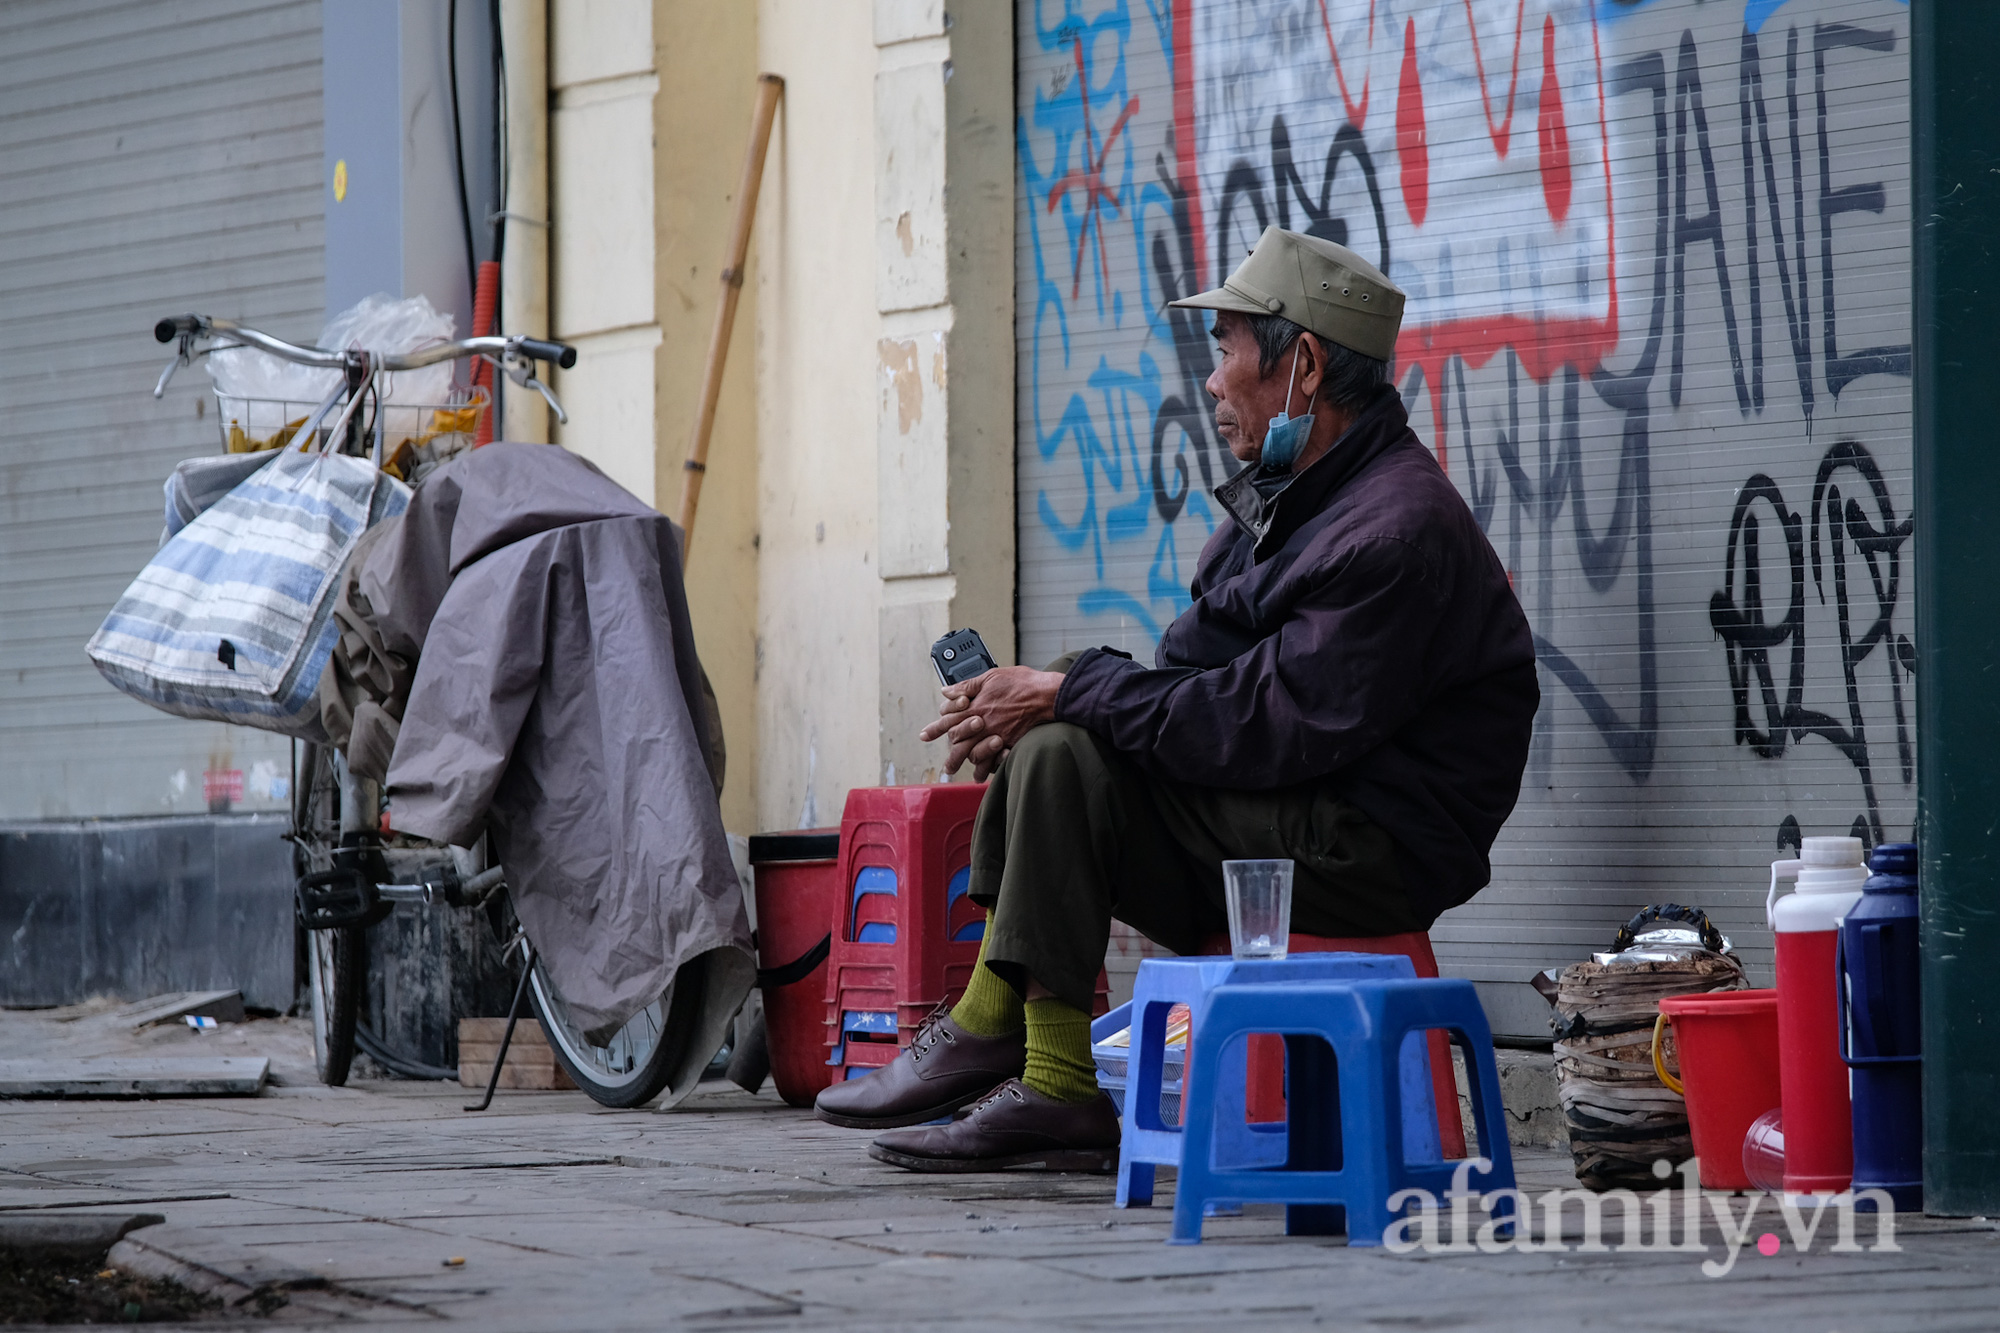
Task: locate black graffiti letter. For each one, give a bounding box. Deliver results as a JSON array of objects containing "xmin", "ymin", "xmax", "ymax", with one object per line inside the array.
[
  {"xmin": 1738, "ymin": 24, "xmax": 1815, "ymax": 422},
  {"xmin": 1270, "ymin": 118, "xmax": 1392, "ymax": 276},
  {"xmin": 1671, "ymin": 30, "xmax": 1749, "ymax": 412},
  {"xmin": 1711, "ymin": 475, "xmax": 1807, "ymax": 756},
  {"xmin": 1814, "ymin": 23, "xmax": 1910, "ymax": 398},
  {"xmin": 1149, "ymin": 156, "xmax": 1233, "ymax": 522}
]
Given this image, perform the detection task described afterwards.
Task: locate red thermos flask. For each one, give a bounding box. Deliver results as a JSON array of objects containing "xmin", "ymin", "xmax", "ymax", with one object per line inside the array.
[{"xmin": 1767, "ymin": 836, "xmax": 1868, "ymax": 1196}]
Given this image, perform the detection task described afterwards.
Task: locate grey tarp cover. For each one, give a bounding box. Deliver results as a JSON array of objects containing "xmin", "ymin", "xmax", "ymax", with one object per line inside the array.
[
  {"xmin": 318, "ymin": 523, "xmax": 728, "ymax": 791},
  {"xmin": 365, "ymin": 442, "xmax": 752, "ymax": 1091}
]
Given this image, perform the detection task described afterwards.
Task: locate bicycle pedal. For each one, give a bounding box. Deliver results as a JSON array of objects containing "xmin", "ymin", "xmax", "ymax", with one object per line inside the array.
[{"xmin": 297, "ymin": 866, "xmax": 387, "ymax": 930}]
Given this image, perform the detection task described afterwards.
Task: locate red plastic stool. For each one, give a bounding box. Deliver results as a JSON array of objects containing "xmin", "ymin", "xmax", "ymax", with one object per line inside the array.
[{"xmin": 1196, "ymin": 930, "xmax": 1467, "ymax": 1159}]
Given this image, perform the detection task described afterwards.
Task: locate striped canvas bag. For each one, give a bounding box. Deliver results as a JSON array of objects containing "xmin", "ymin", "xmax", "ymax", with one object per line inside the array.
[{"xmin": 87, "ymin": 387, "xmax": 410, "ymax": 741}]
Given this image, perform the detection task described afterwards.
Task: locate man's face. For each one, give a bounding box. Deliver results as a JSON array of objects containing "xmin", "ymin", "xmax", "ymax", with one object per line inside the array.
[{"xmin": 1204, "ymin": 311, "xmax": 1298, "ymax": 465}]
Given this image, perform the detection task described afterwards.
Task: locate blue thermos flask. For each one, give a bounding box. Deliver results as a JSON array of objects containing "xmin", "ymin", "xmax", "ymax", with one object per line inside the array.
[{"xmin": 1837, "ymin": 842, "xmax": 1922, "ymax": 1210}]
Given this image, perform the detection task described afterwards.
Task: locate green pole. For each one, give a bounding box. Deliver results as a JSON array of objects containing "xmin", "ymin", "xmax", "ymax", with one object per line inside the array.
[{"xmin": 1913, "ymin": 0, "xmax": 2000, "ymax": 1216}]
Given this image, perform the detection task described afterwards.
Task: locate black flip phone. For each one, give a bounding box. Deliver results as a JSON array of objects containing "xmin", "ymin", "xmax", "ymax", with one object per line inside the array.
[{"xmin": 930, "ymin": 628, "xmax": 999, "ymax": 687}]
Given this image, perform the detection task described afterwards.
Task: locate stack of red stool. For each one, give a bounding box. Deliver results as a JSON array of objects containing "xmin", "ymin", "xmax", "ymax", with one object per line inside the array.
[
  {"xmin": 825, "ymin": 783, "xmax": 1108, "ymax": 1080},
  {"xmin": 1196, "ymin": 930, "xmax": 1468, "ymax": 1158},
  {"xmin": 823, "ymin": 784, "xmax": 989, "ymax": 1079}
]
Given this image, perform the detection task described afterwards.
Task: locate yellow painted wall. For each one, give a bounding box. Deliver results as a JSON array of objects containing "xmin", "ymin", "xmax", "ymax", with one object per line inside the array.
[
  {"xmin": 655, "ymin": 0, "xmax": 761, "ymax": 836},
  {"xmin": 554, "ymin": 0, "xmax": 1015, "ymax": 837}
]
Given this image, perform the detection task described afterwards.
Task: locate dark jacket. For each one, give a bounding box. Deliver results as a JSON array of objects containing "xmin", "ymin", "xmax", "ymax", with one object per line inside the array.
[{"xmin": 1054, "ymin": 387, "xmax": 1537, "ymax": 923}]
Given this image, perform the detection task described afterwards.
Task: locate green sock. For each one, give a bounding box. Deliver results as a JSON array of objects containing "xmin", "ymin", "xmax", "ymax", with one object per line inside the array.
[
  {"xmin": 1023, "ymin": 997, "xmax": 1100, "ymax": 1104},
  {"xmin": 950, "ymin": 927, "xmax": 1024, "ymax": 1037}
]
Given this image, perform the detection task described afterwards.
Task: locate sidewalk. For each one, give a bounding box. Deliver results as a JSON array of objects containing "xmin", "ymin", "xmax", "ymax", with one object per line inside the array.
[{"xmin": 3, "ymin": 1010, "xmax": 1996, "ymax": 1330}]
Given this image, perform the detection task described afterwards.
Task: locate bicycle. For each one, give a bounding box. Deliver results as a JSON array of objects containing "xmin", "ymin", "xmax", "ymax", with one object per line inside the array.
[{"xmin": 152, "ymin": 315, "xmax": 706, "ymax": 1109}]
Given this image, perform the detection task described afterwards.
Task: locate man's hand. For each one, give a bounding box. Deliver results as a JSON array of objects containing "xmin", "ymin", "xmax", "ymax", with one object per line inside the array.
[{"xmin": 919, "ymin": 666, "xmax": 1064, "ymax": 781}]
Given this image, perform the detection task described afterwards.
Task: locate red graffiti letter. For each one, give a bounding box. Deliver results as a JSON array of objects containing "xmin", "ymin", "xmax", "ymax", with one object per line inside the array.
[
  {"xmin": 1537, "ymin": 14, "xmax": 1572, "ymax": 224},
  {"xmin": 1397, "ymin": 17, "xmax": 1429, "ymax": 228}
]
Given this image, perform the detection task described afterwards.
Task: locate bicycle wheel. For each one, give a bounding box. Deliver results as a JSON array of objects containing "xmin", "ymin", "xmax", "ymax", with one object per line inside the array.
[
  {"xmin": 530, "ymin": 954, "xmax": 706, "ymax": 1108},
  {"xmin": 307, "ymin": 925, "xmax": 363, "ymax": 1085},
  {"xmin": 294, "ymin": 742, "xmax": 363, "ymax": 1086}
]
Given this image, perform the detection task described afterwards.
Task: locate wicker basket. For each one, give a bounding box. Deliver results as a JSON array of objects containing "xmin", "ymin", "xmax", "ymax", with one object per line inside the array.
[{"xmin": 1552, "ymin": 948, "xmax": 1746, "ymax": 1190}]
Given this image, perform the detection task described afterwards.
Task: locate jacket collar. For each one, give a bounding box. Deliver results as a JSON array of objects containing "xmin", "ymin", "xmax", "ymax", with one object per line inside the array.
[{"xmin": 1213, "ymin": 386, "xmax": 1408, "ymax": 560}]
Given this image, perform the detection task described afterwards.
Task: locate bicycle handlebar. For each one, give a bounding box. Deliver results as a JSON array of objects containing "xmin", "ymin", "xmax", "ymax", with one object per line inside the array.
[
  {"xmin": 153, "ymin": 314, "xmax": 578, "ymax": 371},
  {"xmin": 516, "ymin": 338, "xmax": 579, "ymax": 369}
]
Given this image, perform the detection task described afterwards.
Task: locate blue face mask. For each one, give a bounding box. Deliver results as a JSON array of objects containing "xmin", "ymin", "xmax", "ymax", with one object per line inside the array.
[{"xmin": 1260, "ymin": 339, "xmax": 1318, "ymax": 471}]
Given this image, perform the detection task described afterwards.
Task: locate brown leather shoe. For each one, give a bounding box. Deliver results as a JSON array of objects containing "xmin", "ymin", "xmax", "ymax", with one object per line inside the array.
[
  {"xmin": 867, "ymin": 1080, "xmax": 1121, "ymax": 1173},
  {"xmin": 813, "ymin": 1007, "xmax": 1025, "ymax": 1130}
]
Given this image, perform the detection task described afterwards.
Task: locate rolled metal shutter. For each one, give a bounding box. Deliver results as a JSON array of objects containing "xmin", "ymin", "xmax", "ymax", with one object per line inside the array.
[
  {"xmin": 1014, "ymin": 0, "xmax": 1913, "ymax": 1032},
  {"xmin": 0, "ymin": 0, "xmax": 323, "ymax": 820}
]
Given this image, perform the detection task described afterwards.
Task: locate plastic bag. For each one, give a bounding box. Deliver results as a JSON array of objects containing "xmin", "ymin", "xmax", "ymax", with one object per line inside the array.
[
  {"xmin": 90, "ymin": 419, "xmax": 412, "ymax": 740},
  {"xmin": 1592, "ymin": 902, "xmax": 1734, "ymax": 965},
  {"xmin": 207, "ymin": 294, "xmax": 459, "ymax": 442}
]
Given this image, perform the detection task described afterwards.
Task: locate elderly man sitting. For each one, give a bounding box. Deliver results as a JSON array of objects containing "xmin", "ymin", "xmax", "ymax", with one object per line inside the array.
[{"xmin": 815, "ymin": 228, "xmax": 1538, "ymax": 1172}]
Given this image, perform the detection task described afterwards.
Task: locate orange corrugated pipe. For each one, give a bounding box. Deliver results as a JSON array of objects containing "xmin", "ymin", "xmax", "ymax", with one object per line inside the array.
[{"xmin": 471, "ymin": 260, "xmax": 500, "ymax": 446}]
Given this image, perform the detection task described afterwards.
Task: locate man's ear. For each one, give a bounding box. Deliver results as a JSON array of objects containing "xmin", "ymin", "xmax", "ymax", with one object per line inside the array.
[{"xmin": 1299, "ymin": 334, "xmax": 1327, "ymax": 398}]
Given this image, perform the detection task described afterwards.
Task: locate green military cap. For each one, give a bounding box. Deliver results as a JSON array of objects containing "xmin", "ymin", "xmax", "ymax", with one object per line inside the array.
[{"xmin": 1169, "ymin": 226, "xmax": 1405, "ymax": 362}]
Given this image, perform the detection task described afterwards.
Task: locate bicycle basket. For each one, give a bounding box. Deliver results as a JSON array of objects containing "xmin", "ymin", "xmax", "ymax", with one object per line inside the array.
[{"xmin": 216, "ymin": 385, "xmax": 489, "ymax": 484}]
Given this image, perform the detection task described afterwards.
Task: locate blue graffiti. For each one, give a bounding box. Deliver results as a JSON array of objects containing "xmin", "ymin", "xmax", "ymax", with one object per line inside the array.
[
  {"xmin": 1031, "ymin": 355, "xmax": 1163, "ymax": 580},
  {"xmin": 1020, "ymin": 0, "xmax": 1226, "ymax": 647}
]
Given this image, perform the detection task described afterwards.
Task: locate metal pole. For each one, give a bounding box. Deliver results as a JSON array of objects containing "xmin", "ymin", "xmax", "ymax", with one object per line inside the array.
[
  {"xmin": 498, "ymin": 0, "xmax": 550, "ymax": 444},
  {"xmin": 1913, "ymin": 0, "xmax": 2000, "ymax": 1215}
]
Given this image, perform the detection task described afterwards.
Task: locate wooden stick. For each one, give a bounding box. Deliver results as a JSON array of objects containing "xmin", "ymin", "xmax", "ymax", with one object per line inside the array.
[{"xmin": 677, "ymin": 73, "xmax": 784, "ymax": 558}]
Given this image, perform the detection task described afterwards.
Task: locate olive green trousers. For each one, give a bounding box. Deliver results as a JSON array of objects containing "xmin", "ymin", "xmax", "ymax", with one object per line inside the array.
[{"xmin": 967, "ymin": 721, "xmax": 1422, "ymax": 1013}]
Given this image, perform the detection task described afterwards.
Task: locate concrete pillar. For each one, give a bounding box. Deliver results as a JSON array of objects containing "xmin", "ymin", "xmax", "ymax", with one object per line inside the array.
[
  {"xmin": 323, "ymin": 0, "xmax": 497, "ymax": 336},
  {"xmin": 756, "ymin": 0, "xmax": 1015, "ymax": 829},
  {"xmin": 548, "ymin": 0, "xmax": 660, "ymax": 505},
  {"xmin": 872, "ymin": 0, "xmax": 1017, "ymax": 790},
  {"xmin": 756, "ymin": 1, "xmax": 881, "ymax": 830}
]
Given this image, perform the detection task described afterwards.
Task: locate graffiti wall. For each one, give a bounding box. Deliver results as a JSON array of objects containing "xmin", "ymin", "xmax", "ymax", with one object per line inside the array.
[{"xmin": 1014, "ymin": 0, "xmax": 1912, "ymax": 1028}]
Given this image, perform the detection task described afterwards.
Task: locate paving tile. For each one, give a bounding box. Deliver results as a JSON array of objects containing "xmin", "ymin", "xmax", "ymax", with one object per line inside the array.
[{"xmin": 2, "ymin": 1008, "xmax": 1994, "ymax": 1330}]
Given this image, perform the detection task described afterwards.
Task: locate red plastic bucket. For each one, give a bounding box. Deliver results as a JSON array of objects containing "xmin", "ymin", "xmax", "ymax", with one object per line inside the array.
[
  {"xmin": 748, "ymin": 830, "xmax": 841, "ymax": 1108},
  {"xmin": 1653, "ymin": 989, "xmax": 1781, "ymax": 1191}
]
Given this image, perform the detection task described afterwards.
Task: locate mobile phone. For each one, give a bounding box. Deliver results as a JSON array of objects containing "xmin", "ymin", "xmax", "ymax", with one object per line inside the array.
[{"xmin": 930, "ymin": 628, "xmax": 998, "ymax": 687}]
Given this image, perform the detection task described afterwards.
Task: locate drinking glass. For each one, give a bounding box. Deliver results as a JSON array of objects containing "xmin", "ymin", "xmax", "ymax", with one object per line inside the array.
[{"xmin": 1223, "ymin": 859, "xmax": 1294, "ymax": 960}]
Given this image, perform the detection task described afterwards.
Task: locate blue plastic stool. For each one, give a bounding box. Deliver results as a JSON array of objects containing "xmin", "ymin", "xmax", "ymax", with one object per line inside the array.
[
  {"xmin": 1169, "ymin": 977, "xmax": 1515, "ymax": 1246},
  {"xmin": 1118, "ymin": 954, "xmax": 1431, "ymax": 1209},
  {"xmin": 1092, "ymin": 1002, "xmax": 1185, "ymax": 1118}
]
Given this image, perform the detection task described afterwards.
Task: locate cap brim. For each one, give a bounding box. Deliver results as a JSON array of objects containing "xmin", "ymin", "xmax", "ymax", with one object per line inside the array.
[{"xmin": 1167, "ymin": 284, "xmax": 1269, "ymax": 315}]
